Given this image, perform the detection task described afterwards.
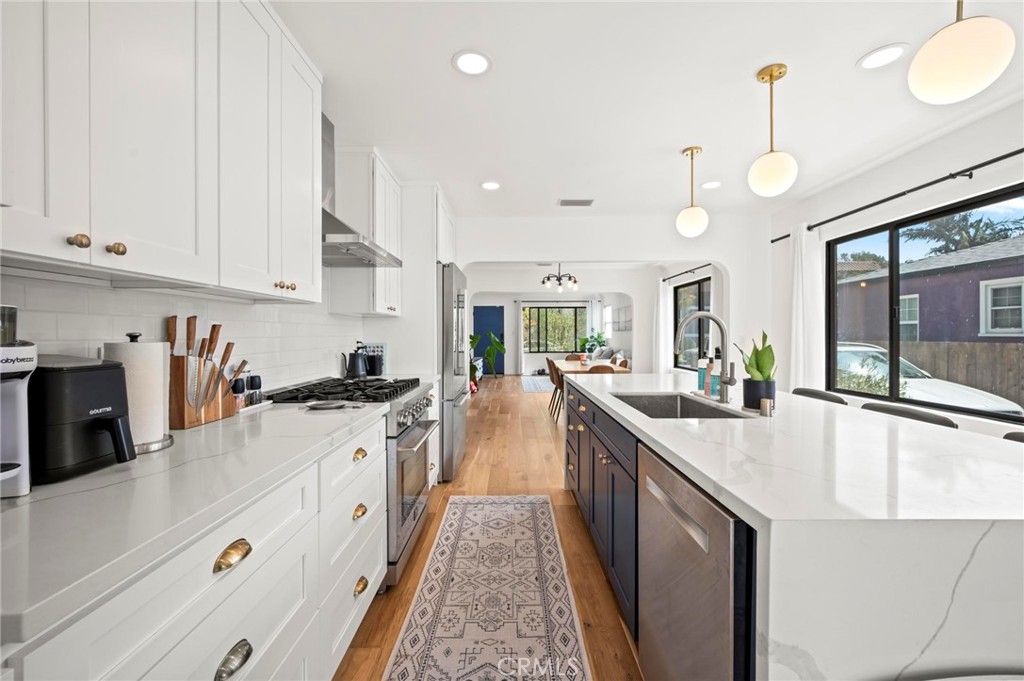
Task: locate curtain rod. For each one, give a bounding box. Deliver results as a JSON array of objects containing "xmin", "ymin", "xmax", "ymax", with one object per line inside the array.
[
  {"xmin": 805, "ymin": 147, "xmax": 1024, "ymax": 233},
  {"xmin": 518, "ymin": 300, "xmax": 592, "ymax": 304},
  {"xmin": 661, "ymin": 263, "xmax": 712, "ymax": 282}
]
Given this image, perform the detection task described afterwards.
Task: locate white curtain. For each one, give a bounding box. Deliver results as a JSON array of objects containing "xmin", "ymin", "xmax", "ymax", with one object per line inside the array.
[
  {"xmin": 789, "ymin": 222, "xmax": 827, "ymax": 389},
  {"xmin": 654, "ymin": 278, "xmax": 674, "ymax": 373}
]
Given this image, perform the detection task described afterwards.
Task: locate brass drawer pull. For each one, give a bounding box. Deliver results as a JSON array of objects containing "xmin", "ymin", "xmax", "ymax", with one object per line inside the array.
[
  {"xmin": 579, "ymin": 405, "xmax": 587, "ymax": 413},
  {"xmin": 354, "ymin": 575, "xmax": 369, "ymax": 596},
  {"xmin": 567, "ymin": 462, "xmax": 575, "ymax": 471},
  {"xmin": 105, "ymin": 241, "xmax": 127, "ymax": 256},
  {"xmin": 66, "ymin": 233, "xmax": 91, "ymax": 248},
  {"xmin": 214, "ymin": 639, "xmax": 253, "ymax": 681},
  {"xmin": 353, "ymin": 447, "xmax": 368, "ymax": 462},
  {"xmin": 213, "ymin": 538, "xmax": 252, "ymax": 574},
  {"xmin": 430, "ymin": 463, "xmax": 436, "ymax": 471},
  {"xmin": 352, "ymin": 503, "xmax": 368, "ymax": 520}
]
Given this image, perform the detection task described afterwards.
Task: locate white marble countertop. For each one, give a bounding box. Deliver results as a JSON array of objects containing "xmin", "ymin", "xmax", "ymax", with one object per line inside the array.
[
  {"xmin": 567, "ymin": 373, "xmax": 1024, "ymax": 523},
  {"xmin": 0, "ymin": 402, "xmax": 389, "ymax": 644}
]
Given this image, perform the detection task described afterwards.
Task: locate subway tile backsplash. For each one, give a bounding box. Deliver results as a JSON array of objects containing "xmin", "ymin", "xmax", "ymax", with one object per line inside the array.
[{"xmin": 1, "ymin": 269, "xmax": 362, "ymax": 390}]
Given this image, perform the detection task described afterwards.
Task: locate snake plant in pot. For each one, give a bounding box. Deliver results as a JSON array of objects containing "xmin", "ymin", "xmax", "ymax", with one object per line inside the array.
[{"xmin": 734, "ymin": 331, "xmax": 777, "ymax": 410}]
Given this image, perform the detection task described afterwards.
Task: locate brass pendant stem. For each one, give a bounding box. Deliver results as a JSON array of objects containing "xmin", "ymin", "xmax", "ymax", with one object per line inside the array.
[
  {"xmin": 690, "ymin": 153, "xmax": 695, "ymax": 207},
  {"xmin": 956, "ymin": 0, "xmax": 963, "ymax": 21},
  {"xmin": 769, "ymin": 80, "xmax": 775, "ymax": 152}
]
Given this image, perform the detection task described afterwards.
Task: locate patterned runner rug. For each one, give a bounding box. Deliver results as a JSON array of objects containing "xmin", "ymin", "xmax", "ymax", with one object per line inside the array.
[{"xmin": 384, "ymin": 496, "xmax": 592, "ymax": 681}]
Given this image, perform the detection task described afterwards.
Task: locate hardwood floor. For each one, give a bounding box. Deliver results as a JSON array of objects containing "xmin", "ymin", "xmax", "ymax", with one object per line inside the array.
[{"xmin": 333, "ymin": 375, "xmax": 642, "ymax": 681}]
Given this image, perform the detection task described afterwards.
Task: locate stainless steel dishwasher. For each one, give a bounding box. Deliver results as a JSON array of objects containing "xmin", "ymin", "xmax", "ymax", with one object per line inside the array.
[{"xmin": 638, "ymin": 444, "xmax": 755, "ymax": 681}]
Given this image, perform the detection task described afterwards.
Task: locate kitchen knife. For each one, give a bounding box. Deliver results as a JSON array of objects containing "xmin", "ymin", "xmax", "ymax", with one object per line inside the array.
[
  {"xmin": 204, "ymin": 341, "xmax": 234, "ymax": 407},
  {"xmin": 185, "ymin": 316, "xmax": 199, "ymax": 409},
  {"xmin": 221, "ymin": 360, "xmax": 248, "ymax": 400},
  {"xmin": 193, "ymin": 338, "xmax": 208, "ymax": 411},
  {"xmin": 166, "ymin": 316, "xmax": 177, "ymax": 355},
  {"xmin": 198, "ymin": 325, "xmax": 222, "ymax": 413}
]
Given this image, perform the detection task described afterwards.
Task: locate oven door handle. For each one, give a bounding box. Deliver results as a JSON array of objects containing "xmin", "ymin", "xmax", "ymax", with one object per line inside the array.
[{"xmin": 396, "ymin": 420, "xmax": 439, "ymax": 461}]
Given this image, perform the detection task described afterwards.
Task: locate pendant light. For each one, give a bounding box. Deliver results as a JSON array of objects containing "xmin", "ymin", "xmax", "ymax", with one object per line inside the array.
[
  {"xmin": 675, "ymin": 146, "xmax": 709, "ymax": 238},
  {"xmin": 747, "ymin": 63, "xmax": 799, "ymax": 198},
  {"xmin": 541, "ymin": 264, "xmax": 578, "ymax": 292},
  {"xmin": 908, "ymin": 0, "xmax": 1016, "ymax": 105}
]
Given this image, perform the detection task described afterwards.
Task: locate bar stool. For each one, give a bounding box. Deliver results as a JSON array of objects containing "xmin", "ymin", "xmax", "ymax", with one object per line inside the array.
[
  {"xmin": 862, "ymin": 402, "xmax": 958, "ymax": 429},
  {"xmin": 792, "ymin": 388, "xmax": 848, "ymax": 405}
]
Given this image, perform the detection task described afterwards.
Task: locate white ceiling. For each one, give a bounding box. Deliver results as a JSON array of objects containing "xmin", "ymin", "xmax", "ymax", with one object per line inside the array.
[{"xmin": 275, "ymin": 1, "xmax": 1023, "ymax": 218}]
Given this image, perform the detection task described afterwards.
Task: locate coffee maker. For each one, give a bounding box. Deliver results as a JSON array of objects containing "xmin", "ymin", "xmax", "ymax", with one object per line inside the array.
[
  {"xmin": 29, "ymin": 355, "xmax": 137, "ymax": 483},
  {"xmin": 1, "ymin": 305, "xmax": 37, "ymax": 498}
]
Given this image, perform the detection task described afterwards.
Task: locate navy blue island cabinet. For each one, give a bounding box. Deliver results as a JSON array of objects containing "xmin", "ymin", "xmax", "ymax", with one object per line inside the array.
[{"xmin": 565, "ymin": 384, "xmax": 638, "ymax": 639}]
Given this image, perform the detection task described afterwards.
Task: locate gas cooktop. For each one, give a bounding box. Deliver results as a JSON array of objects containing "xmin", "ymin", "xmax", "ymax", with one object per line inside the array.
[{"xmin": 267, "ymin": 377, "xmax": 421, "ymax": 404}]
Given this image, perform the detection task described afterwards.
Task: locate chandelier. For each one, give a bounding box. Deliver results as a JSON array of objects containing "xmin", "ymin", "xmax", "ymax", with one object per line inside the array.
[{"xmin": 541, "ymin": 264, "xmax": 578, "ymax": 292}]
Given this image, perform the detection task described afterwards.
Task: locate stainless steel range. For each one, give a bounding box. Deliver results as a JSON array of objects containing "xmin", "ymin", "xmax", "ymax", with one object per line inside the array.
[{"xmin": 267, "ymin": 377, "xmax": 437, "ymax": 585}]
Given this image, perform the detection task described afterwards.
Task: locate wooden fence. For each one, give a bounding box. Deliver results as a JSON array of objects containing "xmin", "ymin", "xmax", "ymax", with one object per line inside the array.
[{"xmin": 864, "ymin": 340, "xmax": 1024, "ymax": 409}]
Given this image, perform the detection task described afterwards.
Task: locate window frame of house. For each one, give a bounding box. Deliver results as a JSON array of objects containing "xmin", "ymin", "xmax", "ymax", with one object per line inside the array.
[
  {"xmin": 979, "ymin": 276, "xmax": 1024, "ymax": 336},
  {"xmin": 602, "ymin": 304, "xmax": 614, "ymax": 340},
  {"xmin": 898, "ymin": 294, "xmax": 920, "ymax": 342},
  {"xmin": 826, "ymin": 182, "xmax": 1024, "ymax": 425},
  {"xmin": 673, "ymin": 276, "xmax": 712, "ymax": 370},
  {"xmin": 522, "ymin": 305, "xmax": 587, "ymax": 354}
]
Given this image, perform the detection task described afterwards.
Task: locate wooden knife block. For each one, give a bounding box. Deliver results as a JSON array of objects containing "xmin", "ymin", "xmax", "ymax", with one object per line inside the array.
[{"xmin": 169, "ymin": 355, "xmax": 237, "ymax": 430}]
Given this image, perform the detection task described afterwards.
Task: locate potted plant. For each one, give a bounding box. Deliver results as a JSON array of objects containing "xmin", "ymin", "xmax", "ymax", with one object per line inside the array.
[
  {"xmin": 734, "ymin": 331, "xmax": 777, "ymax": 410},
  {"xmin": 578, "ymin": 329, "xmax": 607, "ymax": 355},
  {"xmin": 470, "ymin": 332, "xmax": 506, "ymax": 379}
]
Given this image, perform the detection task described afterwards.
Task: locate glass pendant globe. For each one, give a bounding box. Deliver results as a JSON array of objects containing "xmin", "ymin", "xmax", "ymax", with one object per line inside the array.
[
  {"xmin": 908, "ymin": 16, "xmax": 1016, "ymax": 105},
  {"xmin": 545, "ymin": 279, "xmax": 552, "ymax": 288},
  {"xmin": 675, "ymin": 206, "xmax": 709, "ymax": 238},
  {"xmin": 747, "ymin": 151, "xmax": 799, "ymax": 198},
  {"xmin": 557, "ymin": 284, "xmax": 563, "ymax": 293}
]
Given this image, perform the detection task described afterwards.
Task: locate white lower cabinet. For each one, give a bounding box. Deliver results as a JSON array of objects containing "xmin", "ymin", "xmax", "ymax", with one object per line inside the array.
[
  {"xmin": 268, "ymin": 612, "xmax": 322, "ymax": 681},
  {"xmin": 427, "ymin": 382, "xmax": 440, "ymax": 487}
]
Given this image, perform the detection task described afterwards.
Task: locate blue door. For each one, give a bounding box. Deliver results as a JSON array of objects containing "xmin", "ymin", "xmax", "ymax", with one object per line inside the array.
[{"xmin": 473, "ymin": 305, "xmax": 504, "ymax": 375}]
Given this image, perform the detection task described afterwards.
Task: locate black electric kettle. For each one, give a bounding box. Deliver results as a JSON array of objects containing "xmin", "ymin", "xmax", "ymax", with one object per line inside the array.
[{"xmin": 342, "ymin": 342, "xmax": 369, "ymax": 379}]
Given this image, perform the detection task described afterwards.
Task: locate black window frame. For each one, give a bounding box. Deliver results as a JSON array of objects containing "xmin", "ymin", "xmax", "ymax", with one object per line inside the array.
[
  {"xmin": 673, "ymin": 277, "xmax": 712, "ymax": 370},
  {"xmin": 826, "ymin": 182, "xmax": 1024, "ymax": 425},
  {"xmin": 523, "ymin": 306, "xmax": 587, "ymax": 354}
]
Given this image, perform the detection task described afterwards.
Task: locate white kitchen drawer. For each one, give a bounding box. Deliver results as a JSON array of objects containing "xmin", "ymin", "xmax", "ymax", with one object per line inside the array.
[
  {"xmin": 319, "ymin": 417, "xmax": 386, "ymax": 510},
  {"xmin": 265, "ymin": 611, "xmax": 322, "ymax": 681},
  {"xmin": 319, "ymin": 451, "xmax": 386, "ymax": 602},
  {"xmin": 15, "ymin": 467, "xmax": 318, "ymax": 681},
  {"xmin": 320, "ymin": 513, "xmax": 387, "ymax": 676},
  {"xmin": 117, "ymin": 517, "xmax": 319, "ymax": 680}
]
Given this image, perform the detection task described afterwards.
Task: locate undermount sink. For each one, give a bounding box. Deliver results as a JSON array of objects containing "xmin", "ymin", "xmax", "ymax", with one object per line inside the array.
[{"xmin": 611, "ymin": 392, "xmax": 753, "ymax": 419}]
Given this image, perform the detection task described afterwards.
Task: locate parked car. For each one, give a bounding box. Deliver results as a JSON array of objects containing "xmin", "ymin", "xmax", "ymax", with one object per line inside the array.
[{"xmin": 836, "ymin": 342, "xmax": 1024, "ymax": 416}]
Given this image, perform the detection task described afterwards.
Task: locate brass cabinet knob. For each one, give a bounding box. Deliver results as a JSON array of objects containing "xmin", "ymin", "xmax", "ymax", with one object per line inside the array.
[
  {"xmin": 66, "ymin": 233, "xmax": 91, "ymax": 248},
  {"xmin": 430, "ymin": 463, "xmax": 436, "ymax": 471},
  {"xmin": 213, "ymin": 538, "xmax": 253, "ymax": 574},
  {"xmin": 577, "ymin": 424, "xmax": 585, "ymax": 432},
  {"xmin": 353, "ymin": 575, "xmax": 369, "ymax": 596},
  {"xmin": 274, "ymin": 280, "xmax": 287, "ymax": 289},
  {"xmin": 567, "ymin": 462, "xmax": 575, "ymax": 471},
  {"xmin": 578, "ymin": 405, "xmax": 587, "ymax": 413},
  {"xmin": 105, "ymin": 242, "xmax": 127, "ymax": 256},
  {"xmin": 288, "ymin": 283, "xmax": 297, "ymax": 291},
  {"xmin": 214, "ymin": 639, "xmax": 253, "ymax": 681},
  {"xmin": 353, "ymin": 447, "xmax": 368, "ymax": 462},
  {"xmin": 568, "ymin": 394, "xmax": 575, "ymax": 401},
  {"xmin": 352, "ymin": 503, "xmax": 368, "ymax": 520}
]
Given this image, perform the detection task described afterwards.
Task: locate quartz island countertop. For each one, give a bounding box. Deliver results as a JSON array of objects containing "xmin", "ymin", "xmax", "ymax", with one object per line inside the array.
[
  {"xmin": 567, "ymin": 373, "xmax": 1024, "ymax": 680},
  {"xmin": 1, "ymin": 402, "xmax": 389, "ymax": 646}
]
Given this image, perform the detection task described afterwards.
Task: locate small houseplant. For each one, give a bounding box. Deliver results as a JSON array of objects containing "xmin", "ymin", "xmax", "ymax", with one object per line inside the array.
[
  {"xmin": 577, "ymin": 329, "xmax": 607, "ymax": 354},
  {"xmin": 734, "ymin": 331, "xmax": 777, "ymax": 410},
  {"xmin": 470, "ymin": 332, "xmax": 506, "ymax": 378}
]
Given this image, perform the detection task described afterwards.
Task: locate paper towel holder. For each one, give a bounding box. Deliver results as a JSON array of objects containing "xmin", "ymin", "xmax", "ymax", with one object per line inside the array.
[{"xmin": 112, "ymin": 332, "xmax": 176, "ymax": 455}]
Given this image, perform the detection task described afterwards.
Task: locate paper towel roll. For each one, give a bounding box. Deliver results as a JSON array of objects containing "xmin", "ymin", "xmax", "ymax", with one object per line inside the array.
[{"xmin": 103, "ymin": 340, "xmax": 170, "ymax": 447}]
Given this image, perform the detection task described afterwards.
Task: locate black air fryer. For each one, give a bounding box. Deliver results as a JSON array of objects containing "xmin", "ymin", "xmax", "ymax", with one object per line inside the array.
[{"xmin": 28, "ymin": 355, "xmax": 136, "ymax": 483}]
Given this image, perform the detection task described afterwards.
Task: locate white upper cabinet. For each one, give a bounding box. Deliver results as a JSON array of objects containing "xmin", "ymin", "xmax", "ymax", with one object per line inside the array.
[
  {"xmin": 218, "ymin": 0, "xmax": 282, "ymax": 296},
  {"xmin": 89, "ymin": 0, "xmax": 219, "ymax": 283},
  {"xmin": 436, "ymin": 191, "xmax": 456, "ymax": 264},
  {"xmin": 1, "ymin": 0, "xmax": 322, "ymax": 303},
  {"xmin": 1, "ymin": 0, "xmax": 91, "ymax": 263},
  {"xmin": 279, "ymin": 37, "xmax": 323, "ymax": 302}
]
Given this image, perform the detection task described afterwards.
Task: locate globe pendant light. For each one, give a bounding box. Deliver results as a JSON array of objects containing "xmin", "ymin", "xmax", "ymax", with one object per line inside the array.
[
  {"xmin": 676, "ymin": 146, "xmax": 709, "ymax": 238},
  {"xmin": 748, "ymin": 63, "xmax": 799, "ymax": 198},
  {"xmin": 908, "ymin": 0, "xmax": 1016, "ymax": 105}
]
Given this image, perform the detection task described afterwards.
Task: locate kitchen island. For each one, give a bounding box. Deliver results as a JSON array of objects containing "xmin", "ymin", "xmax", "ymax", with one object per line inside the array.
[{"xmin": 566, "ymin": 372, "xmax": 1023, "ymax": 681}]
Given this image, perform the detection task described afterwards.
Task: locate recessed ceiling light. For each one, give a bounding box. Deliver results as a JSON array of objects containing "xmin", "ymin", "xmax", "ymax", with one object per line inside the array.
[
  {"xmin": 481, "ymin": 181, "xmax": 500, "ymax": 191},
  {"xmin": 453, "ymin": 51, "xmax": 490, "ymax": 75},
  {"xmin": 857, "ymin": 43, "xmax": 909, "ymax": 70},
  {"xmin": 701, "ymin": 181, "xmax": 722, "ymax": 190}
]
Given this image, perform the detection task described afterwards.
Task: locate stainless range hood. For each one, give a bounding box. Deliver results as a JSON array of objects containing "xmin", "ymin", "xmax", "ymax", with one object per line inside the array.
[{"xmin": 321, "ymin": 115, "xmax": 402, "ymax": 268}]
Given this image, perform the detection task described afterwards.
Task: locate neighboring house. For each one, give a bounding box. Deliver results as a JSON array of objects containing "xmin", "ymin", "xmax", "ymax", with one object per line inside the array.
[{"xmin": 837, "ymin": 235, "xmax": 1024, "ymax": 343}]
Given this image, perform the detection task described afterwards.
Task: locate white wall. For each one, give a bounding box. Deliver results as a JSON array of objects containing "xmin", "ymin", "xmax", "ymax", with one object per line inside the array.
[
  {"xmin": 456, "ymin": 210, "xmax": 772, "ymax": 376},
  {"xmin": 1, "ymin": 268, "xmax": 363, "ymax": 390},
  {"xmin": 770, "ymin": 100, "xmax": 1024, "ymax": 393}
]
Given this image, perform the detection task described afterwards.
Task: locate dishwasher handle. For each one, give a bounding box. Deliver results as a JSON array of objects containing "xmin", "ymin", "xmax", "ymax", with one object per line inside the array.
[{"xmin": 645, "ymin": 475, "xmax": 710, "ymax": 554}]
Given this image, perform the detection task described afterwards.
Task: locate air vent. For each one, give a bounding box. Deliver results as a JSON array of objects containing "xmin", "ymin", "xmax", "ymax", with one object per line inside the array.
[{"xmin": 558, "ymin": 199, "xmax": 594, "ymax": 207}]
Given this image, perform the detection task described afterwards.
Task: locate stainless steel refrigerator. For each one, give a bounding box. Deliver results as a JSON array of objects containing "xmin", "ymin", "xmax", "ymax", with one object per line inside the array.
[{"xmin": 439, "ymin": 263, "xmax": 469, "ymax": 482}]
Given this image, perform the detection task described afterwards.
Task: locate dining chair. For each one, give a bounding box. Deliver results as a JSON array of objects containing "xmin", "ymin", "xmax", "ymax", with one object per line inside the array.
[
  {"xmin": 792, "ymin": 388, "xmax": 847, "ymax": 405},
  {"xmin": 545, "ymin": 358, "xmax": 561, "ymax": 416},
  {"xmin": 861, "ymin": 402, "xmax": 958, "ymax": 429},
  {"xmin": 552, "ymin": 366, "xmax": 565, "ymax": 420},
  {"xmin": 618, "ymin": 359, "xmax": 629, "ymax": 369},
  {"xmin": 588, "ymin": 364, "xmax": 616, "ymax": 374},
  {"xmin": 564, "ymin": 354, "xmax": 581, "ymax": 361},
  {"xmin": 1003, "ymin": 431, "xmax": 1024, "ymax": 443}
]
